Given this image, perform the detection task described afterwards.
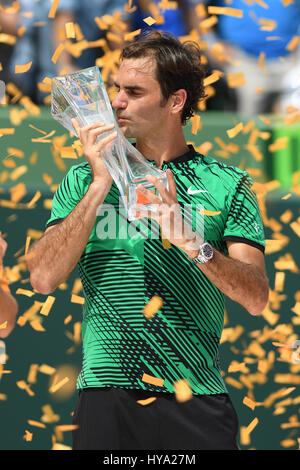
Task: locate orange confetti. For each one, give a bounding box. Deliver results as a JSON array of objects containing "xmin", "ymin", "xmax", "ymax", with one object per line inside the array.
[
  {"xmin": 203, "ymin": 71, "xmax": 223, "ymax": 87},
  {"xmin": 14, "ymin": 61, "xmax": 32, "ymax": 74},
  {"xmin": 226, "ymin": 72, "xmax": 246, "ymax": 88},
  {"xmin": 174, "ymin": 379, "xmax": 193, "ymax": 402},
  {"xmin": 207, "ymin": 6, "xmax": 243, "ymax": 17},
  {"xmin": 48, "ymin": 0, "xmax": 59, "ymax": 19},
  {"xmin": 0, "ymin": 321, "xmax": 7, "ymax": 330},
  {"xmin": 0, "ymin": 128, "xmax": 15, "ymax": 135},
  {"xmin": 71, "ymin": 294, "xmax": 85, "ymax": 305},
  {"xmin": 39, "ymin": 364, "xmax": 56, "ymax": 375},
  {"xmin": 143, "ymin": 16, "xmax": 156, "ymax": 26},
  {"xmin": 60, "ymin": 146, "xmax": 78, "ymax": 159},
  {"xmin": 27, "ymin": 191, "xmax": 41, "ymax": 208},
  {"xmin": 258, "ymin": 52, "xmax": 266, "ymax": 69},
  {"xmin": 64, "ymin": 315, "xmax": 72, "ymax": 325},
  {"xmin": 136, "ymin": 397, "xmax": 157, "ymax": 405},
  {"xmin": 23, "ymin": 430, "xmax": 33, "ymax": 442},
  {"xmin": 30, "ymin": 320, "xmax": 46, "ymax": 332},
  {"xmin": 226, "ymin": 122, "xmax": 243, "ymax": 138},
  {"xmin": 141, "ymin": 373, "xmax": 164, "ymax": 387},
  {"xmin": 40, "ymin": 296, "xmax": 55, "ymax": 316},
  {"xmin": 143, "ymin": 295, "xmax": 163, "ymax": 319},
  {"xmin": 243, "ymin": 396, "xmax": 256, "ymax": 410},
  {"xmin": 124, "ymin": 29, "xmax": 141, "ymax": 41},
  {"xmin": 191, "ymin": 114, "xmax": 202, "ymax": 135},
  {"xmin": 200, "ymin": 208, "xmax": 221, "ymax": 216},
  {"xmin": 65, "ymin": 22, "xmax": 75, "ymax": 39},
  {"xmin": 286, "ymin": 35, "xmax": 300, "ymax": 51},
  {"xmin": 16, "ymin": 288, "xmax": 35, "ymax": 297},
  {"xmin": 27, "ymin": 420, "xmax": 46, "ymax": 429},
  {"xmin": 51, "ymin": 44, "xmax": 64, "ymax": 64},
  {"xmin": 49, "ymin": 377, "xmax": 70, "ymax": 393}
]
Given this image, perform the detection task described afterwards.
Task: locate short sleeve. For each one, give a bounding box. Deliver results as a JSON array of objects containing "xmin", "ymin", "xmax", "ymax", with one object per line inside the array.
[
  {"xmin": 223, "ymin": 171, "xmax": 265, "ymax": 254},
  {"xmin": 46, "ymin": 165, "xmax": 89, "ymax": 228}
]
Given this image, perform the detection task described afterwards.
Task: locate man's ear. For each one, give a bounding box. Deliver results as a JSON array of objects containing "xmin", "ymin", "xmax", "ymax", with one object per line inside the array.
[{"xmin": 170, "ymin": 89, "xmax": 187, "ymax": 116}]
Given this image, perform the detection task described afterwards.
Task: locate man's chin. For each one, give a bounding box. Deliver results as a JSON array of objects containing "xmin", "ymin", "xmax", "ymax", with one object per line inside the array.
[{"xmin": 119, "ymin": 124, "xmax": 134, "ymax": 139}]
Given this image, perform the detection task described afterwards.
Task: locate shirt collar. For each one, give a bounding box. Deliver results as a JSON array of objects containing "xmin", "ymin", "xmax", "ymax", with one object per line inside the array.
[{"xmin": 133, "ymin": 143, "xmax": 198, "ymax": 167}]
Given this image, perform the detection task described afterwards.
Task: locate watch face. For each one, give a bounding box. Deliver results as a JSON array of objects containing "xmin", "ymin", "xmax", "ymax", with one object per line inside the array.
[{"xmin": 202, "ymin": 243, "xmax": 213, "ymax": 259}]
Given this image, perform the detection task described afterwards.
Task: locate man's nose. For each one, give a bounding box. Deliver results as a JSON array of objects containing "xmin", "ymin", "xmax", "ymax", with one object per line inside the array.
[{"xmin": 112, "ymin": 92, "xmax": 127, "ymax": 110}]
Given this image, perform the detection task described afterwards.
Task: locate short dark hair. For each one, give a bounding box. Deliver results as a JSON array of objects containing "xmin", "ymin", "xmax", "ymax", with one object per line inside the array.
[{"xmin": 120, "ymin": 30, "xmax": 206, "ymax": 124}]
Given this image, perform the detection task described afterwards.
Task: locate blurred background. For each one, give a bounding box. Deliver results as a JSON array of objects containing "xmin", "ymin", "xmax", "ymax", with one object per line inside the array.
[{"xmin": 0, "ymin": 0, "xmax": 300, "ymax": 451}]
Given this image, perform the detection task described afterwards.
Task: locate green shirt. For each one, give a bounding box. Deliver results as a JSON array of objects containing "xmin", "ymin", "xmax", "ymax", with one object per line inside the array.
[{"xmin": 46, "ymin": 145, "xmax": 265, "ymax": 395}]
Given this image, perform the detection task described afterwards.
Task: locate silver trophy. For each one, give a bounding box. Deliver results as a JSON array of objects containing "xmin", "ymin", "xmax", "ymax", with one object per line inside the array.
[{"xmin": 51, "ymin": 66, "xmax": 168, "ymax": 221}]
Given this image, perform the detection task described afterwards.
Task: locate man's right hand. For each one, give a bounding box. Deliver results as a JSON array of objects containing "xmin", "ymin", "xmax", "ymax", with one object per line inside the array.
[{"xmin": 71, "ymin": 119, "xmax": 117, "ymax": 188}]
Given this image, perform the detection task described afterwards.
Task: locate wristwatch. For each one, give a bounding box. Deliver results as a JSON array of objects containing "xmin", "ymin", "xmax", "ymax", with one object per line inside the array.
[{"xmin": 190, "ymin": 242, "xmax": 214, "ymax": 264}]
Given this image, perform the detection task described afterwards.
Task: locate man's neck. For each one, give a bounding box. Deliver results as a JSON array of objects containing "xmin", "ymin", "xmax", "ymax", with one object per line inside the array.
[{"xmin": 135, "ymin": 129, "xmax": 189, "ymax": 169}]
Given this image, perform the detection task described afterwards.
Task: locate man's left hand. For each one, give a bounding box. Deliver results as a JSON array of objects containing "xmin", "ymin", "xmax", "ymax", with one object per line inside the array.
[{"xmin": 134, "ymin": 169, "xmax": 202, "ymax": 256}]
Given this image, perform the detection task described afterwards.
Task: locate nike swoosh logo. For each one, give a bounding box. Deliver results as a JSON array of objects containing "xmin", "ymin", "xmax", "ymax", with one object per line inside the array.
[{"xmin": 187, "ymin": 187, "xmax": 209, "ymax": 195}]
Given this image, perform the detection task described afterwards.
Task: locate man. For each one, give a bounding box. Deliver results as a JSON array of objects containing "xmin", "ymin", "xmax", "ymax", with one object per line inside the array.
[
  {"xmin": 27, "ymin": 32, "xmax": 269, "ymax": 450},
  {"xmin": 0, "ymin": 234, "xmax": 18, "ymax": 338}
]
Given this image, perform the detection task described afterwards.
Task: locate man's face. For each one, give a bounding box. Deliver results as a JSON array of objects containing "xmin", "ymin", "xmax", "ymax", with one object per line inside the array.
[{"xmin": 112, "ymin": 57, "xmax": 169, "ymax": 140}]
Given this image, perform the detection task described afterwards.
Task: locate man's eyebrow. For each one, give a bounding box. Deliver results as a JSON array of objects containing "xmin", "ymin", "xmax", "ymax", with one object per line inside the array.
[{"xmin": 113, "ymin": 82, "xmax": 145, "ymax": 91}]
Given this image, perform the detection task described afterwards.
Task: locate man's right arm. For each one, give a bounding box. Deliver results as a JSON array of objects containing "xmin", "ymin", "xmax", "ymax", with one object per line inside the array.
[
  {"xmin": 27, "ymin": 121, "xmax": 117, "ymax": 295},
  {"xmin": 28, "ymin": 180, "xmax": 110, "ymax": 294}
]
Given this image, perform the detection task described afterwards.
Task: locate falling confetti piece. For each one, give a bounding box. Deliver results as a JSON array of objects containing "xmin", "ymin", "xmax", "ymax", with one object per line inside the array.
[
  {"xmin": 227, "ymin": 72, "xmax": 246, "ymax": 88},
  {"xmin": 48, "ymin": 0, "xmax": 59, "ymax": 18},
  {"xmin": 143, "ymin": 295, "xmax": 163, "ymax": 319},
  {"xmin": 51, "ymin": 44, "xmax": 64, "ymax": 64},
  {"xmin": 124, "ymin": 29, "xmax": 141, "ymax": 41},
  {"xmin": 30, "ymin": 320, "xmax": 46, "ymax": 332},
  {"xmin": 0, "ymin": 128, "xmax": 15, "ymax": 135},
  {"xmin": 199, "ymin": 208, "xmax": 221, "ymax": 216},
  {"xmin": 27, "ymin": 420, "xmax": 46, "ymax": 429},
  {"xmin": 71, "ymin": 294, "xmax": 85, "ymax": 305},
  {"xmin": 136, "ymin": 397, "xmax": 157, "ymax": 405},
  {"xmin": 141, "ymin": 373, "xmax": 164, "ymax": 387},
  {"xmin": 286, "ymin": 35, "xmax": 300, "ymax": 51},
  {"xmin": 243, "ymin": 396, "xmax": 256, "ymax": 410},
  {"xmin": 23, "ymin": 430, "xmax": 33, "ymax": 442},
  {"xmin": 207, "ymin": 6, "xmax": 243, "ymax": 17},
  {"xmin": 49, "ymin": 377, "xmax": 70, "ymax": 393},
  {"xmin": 174, "ymin": 379, "xmax": 193, "ymax": 402},
  {"xmin": 65, "ymin": 22, "xmax": 75, "ymax": 39},
  {"xmin": 143, "ymin": 16, "xmax": 156, "ymax": 26},
  {"xmin": 40, "ymin": 296, "xmax": 55, "ymax": 316},
  {"xmin": 14, "ymin": 61, "xmax": 32, "ymax": 74},
  {"xmin": 52, "ymin": 443, "xmax": 72, "ymax": 450},
  {"xmin": 227, "ymin": 122, "xmax": 243, "ymax": 138},
  {"xmin": 39, "ymin": 364, "xmax": 56, "ymax": 375}
]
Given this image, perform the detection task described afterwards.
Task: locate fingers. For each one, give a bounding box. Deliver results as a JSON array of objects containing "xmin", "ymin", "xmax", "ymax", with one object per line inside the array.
[
  {"xmin": 71, "ymin": 119, "xmax": 115, "ymax": 146},
  {"xmin": 95, "ymin": 130, "xmax": 118, "ymax": 152},
  {"xmin": 71, "ymin": 118, "xmax": 80, "ymax": 137},
  {"xmin": 166, "ymin": 169, "xmax": 178, "ymax": 201},
  {"xmin": 86, "ymin": 124, "xmax": 115, "ymax": 147},
  {"xmin": 144, "ymin": 172, "xmax": 175, "ymax": 205},
  {"xmin": 137, "ymin": 184, "xmax": 161, "ymax": 205}
]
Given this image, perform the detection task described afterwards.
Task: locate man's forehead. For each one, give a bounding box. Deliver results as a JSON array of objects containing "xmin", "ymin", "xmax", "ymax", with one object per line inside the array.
[{"xmin": 117, "ymin": 57, "xmax": 157, "ymax": 81}]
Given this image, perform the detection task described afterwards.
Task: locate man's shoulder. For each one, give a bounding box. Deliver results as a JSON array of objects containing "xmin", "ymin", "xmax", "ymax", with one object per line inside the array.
[
  {"xmin": 196, "ymin": 152, "xmax": 249, "ymax": 185},
  {"xmin": 65, "ymin": 162, "xmax": 92, "ymax": 182}
]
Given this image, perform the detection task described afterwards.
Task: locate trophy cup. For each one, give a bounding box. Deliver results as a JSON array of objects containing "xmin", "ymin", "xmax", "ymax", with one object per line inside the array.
[{"xmin": 51, "ymin": 66, "xmax": 169, "ymax": 221}]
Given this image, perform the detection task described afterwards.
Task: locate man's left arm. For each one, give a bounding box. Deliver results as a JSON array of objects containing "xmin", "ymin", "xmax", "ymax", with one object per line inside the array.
[
  {"xmin": 135, "ymin": 168, "xmax": 269, "ymax": 317},
  {"xmin": 183, "ymin": 241, "xmax": 269, "ymax": 316}
]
